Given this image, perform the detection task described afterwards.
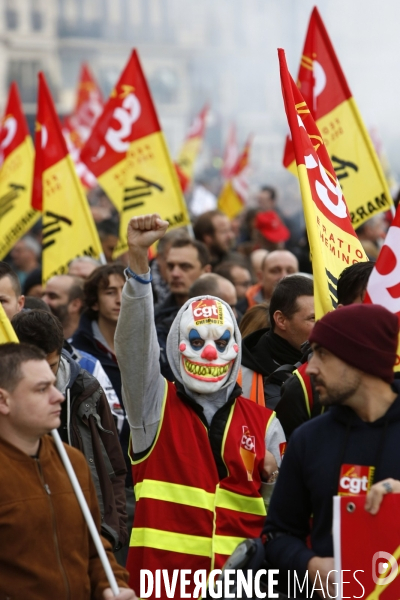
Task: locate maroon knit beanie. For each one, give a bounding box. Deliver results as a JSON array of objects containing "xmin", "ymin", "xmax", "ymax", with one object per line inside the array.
[{"xmin": 309, "ymin": 304, "xmax": 399, "ymax": 383}]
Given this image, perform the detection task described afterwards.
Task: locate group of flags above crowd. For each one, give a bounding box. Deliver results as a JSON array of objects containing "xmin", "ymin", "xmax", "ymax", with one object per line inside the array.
[{"xmin": 1, "ymin": 5, "xmax": 400, "ymax": 357}]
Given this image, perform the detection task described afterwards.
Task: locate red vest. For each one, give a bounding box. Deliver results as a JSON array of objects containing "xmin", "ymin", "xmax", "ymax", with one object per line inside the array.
[{"xmin": 127, "ymin": 380, "xmax": 274, "ymax": 598}]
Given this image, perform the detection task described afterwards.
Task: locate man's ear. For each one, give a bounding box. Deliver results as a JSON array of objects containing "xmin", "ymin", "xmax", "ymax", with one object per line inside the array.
[
  {"xmin": 203, "ymin": 264, "xmax": 212, "ymax": 274},
  {"xmin": 0, "ymin": 388, "xmax": 11, "ymax": 415},
  {"xmin": 273, "ymin": 310, "xmax": 287, "ymax": 332},
  {"xmin": 68, "ymin": 298, "xmax": 83, "ymax": 315},
  {"xmin": 17, "ymin": 295, "xmax": 25, "ymax": 312}
]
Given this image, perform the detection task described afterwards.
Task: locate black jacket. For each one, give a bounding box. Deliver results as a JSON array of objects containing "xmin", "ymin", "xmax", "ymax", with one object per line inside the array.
[
  {"xmin": 59, "ymin": 350, "xmax": 128, "ymax": 549},
  {"xmin": 241, "ymin": 328, "xmax": 303, "ymax": 409},
  {"xmin": 263, "ymin": 385, "xmax": 400, "ymax": 596}
]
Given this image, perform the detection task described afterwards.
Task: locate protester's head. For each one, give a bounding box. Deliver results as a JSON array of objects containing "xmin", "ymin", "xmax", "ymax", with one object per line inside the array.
[
  {"xmin": 193, "ymin": 210, "xmax": 235, "ymax": 260},
  {"xmin": 269, "ymin": 275, "xmax": 314, "ymax": 350},
  {"xmin": 337, "ymin": 261, "xmax": 375, "ymax": 305},
  {"xmin": 23, "ymin": 297, "xmax": 51, "ymax": 312},
  {"xmin": 22, "ymin": 268, "xmax": 43, "ymax": 298},
  {"xmin": 214, "ymin": 262, "xmax": 252, "ymax": 301},
  {"xmin": 239, "ymin": 303, "xmax": 269, "ymax": 338},
  {"xmin": 97, "ymin": 219, "xmax": 119, "ymax": 263},
  {"xmin": 0, "ymin": 343, "xmax": 63, "ymax": 440},
  {"xmin": 10, "ymin": 235, "xmax": 41, "ymax": 272},
  {"xmin": 11, "ymin": 310, "xmax": 65, "ymax": 375},
  {"xmin": 256, "ymin": 186, "xmax": 277, "ymax": 212},
  {"xmin": 356, "ymin": 215, "xmax": 387, "ymax": 244},
  {"xmin": 155, "ymin": 228, "xmax": 190, "ymax": 281},
  {"xmin": 166, "ymin": 238, "xmax": 211, "ymax": 302},
  {"xmin": 68, "ymin": 256, "xmax": 101, "ymax": 279},
  {"xmin": 261, "ymin": 250, "xmax": 299, "ymax": 300},
  {"xmin": 42, "ymin": 275, "xmax": 84, "ymax": 334},
  {"xmin": 250, "ymin": 249, "xmax": 269, "ymax": 283},
  {"xmin": 84, "ymin": 264, "xmax": 125, "ymax": 324},
  {"xmin": 0, "ymin": 262, "xmax": 24, "ymax": 319},
  {"xmin": 167, "ymin": 296, "xmax": 241, "ymax": 396},
  {"xmin": 307, "ymin": 305, "xmax": 398, "ymax": 405},
  {"xmin": 189, "ymin": 274, "xmax": 237, "ymax": 315}
]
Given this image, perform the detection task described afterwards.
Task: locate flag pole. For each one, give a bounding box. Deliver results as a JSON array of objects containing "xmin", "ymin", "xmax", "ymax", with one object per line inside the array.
[{"xmin": 51, "ymin": 429, "xmax": 119, "ymax": 596}]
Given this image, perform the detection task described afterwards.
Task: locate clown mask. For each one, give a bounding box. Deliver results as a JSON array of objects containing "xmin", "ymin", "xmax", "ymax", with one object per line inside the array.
[{"xmin": 179, "ymin": 298, "xmax": 239, "ymax": 394}]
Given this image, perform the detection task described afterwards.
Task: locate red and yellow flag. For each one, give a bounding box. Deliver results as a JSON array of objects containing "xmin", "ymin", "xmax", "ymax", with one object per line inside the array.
[
  {"xmin": 0, "ymin": 303, "xmax": 18, "ymax": 343},
  {"xmin": 218, "ymin": 136, "xmax": 252, "ymax": 220},
  {"xmin": 32, "ymin": 73, "xmax": 104, "ymax": 282},
  {"xmin": 222, "ymin": 123, "xmax": 239, "ymax": 181},
  {"xmin": 175, "ymin": 104, "xmax": 209, "ymax": 192},
  {"xmin": 283, "ymin": 7, "xmax": 393, "ymax": 229},
  {"xmin": 0, "ymin": 82, "xmax": 39, "ymax": 259},
  {"xmin": 80, "ymin": 49, "xmax": 190, "ymax": 256},
  {"xmin": 63, "ymin": 63, "xmax": 103, "ymax": 190},
  {"xmin": 279, "ymin": 49, "xmax": 368, "ymax": 319}
]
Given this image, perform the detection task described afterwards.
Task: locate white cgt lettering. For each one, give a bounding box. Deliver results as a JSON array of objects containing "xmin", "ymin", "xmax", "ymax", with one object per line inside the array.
[{"xmin": 105, "ymin": 93, "xmax": 141, "ymax": 153}]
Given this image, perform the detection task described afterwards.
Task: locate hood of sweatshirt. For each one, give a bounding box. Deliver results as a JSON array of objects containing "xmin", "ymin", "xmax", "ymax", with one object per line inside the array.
[{"xmin": 166, "ymin": 295, "xmax": 242, "ymax": 418}]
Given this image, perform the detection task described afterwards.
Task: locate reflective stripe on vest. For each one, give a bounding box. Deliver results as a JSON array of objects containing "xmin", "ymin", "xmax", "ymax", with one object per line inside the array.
[
  {"xmin": 237, "ymin": 367, "xmax": 265, "ymax": 406},
  {"xmin": 135, "ymin": 479, "xmax": 266, "ymax": 516},
  {"xmin": 294, "ymin": 362, "xmax": 313, "ymax": 417}
]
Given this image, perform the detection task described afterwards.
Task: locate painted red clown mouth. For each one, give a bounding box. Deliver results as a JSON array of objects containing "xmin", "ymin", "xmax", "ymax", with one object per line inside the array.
[{"xmin": 182, "ymin": 357, "xmax": 232, "ymax": 381}]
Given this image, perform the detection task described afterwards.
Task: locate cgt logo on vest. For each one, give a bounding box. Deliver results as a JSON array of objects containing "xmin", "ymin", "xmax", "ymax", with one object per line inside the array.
[
  {"xmin": 240, "ymin": 425, "xmax": 256, "ymax": 482},
  {"xmin": 338, "ymin": 464, "xmax": 375, "ymax": 496}
]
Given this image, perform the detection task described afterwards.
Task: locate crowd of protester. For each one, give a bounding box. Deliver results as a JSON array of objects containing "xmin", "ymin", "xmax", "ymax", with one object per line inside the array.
[{"xmin": 0, "ymin": 180, "xmax": 398, "ymax": 599}]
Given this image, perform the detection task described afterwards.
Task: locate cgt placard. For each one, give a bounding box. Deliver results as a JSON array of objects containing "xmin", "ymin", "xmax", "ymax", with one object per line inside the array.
[{"xmin": 333, "ymin": 494, "xmax": 400, "ymax": 599}]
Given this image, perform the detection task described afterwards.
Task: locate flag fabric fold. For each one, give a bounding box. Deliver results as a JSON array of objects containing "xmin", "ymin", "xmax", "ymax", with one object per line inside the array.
[
  {"xmin": 283, "ymin": 6, "xmax": 393, "ymax": 228},
  {"xmin": 175, "ymin": 104, "xmax": 209, "ymax": 192},
  {"xmin": 0, "ymin": 304, "xmax": 18, "ymax": 343},
  {"xmin": 0, "ymin": 82, "xmax": 39, "ymax": 259},
  {"xmin": 218, "ymin": 136, "xmax": 252, "ymax": 220},
  {"xmin": 278, "ymin": 48, "xmax": 368, "ymax": 319},
  {"xmin": 33, "ymin": 72, "xmax": 104, "ymax": 282},
  {"xmin": 80, "ymin": 49, "xmax": 190, "ymax": 257}
]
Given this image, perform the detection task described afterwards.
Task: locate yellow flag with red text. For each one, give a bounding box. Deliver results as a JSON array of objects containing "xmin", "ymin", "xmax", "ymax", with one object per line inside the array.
[
  {"xmin": 0, "ymin": 82, "xmax": 39, "ymax": 259},
  {"xmin": 279, "ymin": 49, "xmax": 368, "ymax": 319},
  {"xmin": 0, "ymin": 303, "xmax": 18, "ymax": 343},
  {"xmin": 218, "ymin": 137, "xmax": 252, "ymax": 219},
  {"xmin": 175, "ymin": 105, "xmax": 208, "ymax": 192},
  {"xmin": 32, "ymin": 73, "xmax": 104, "ymax": 283},
  {"xmin": 283, "ymin": 7, "xmax": 393, "ymax": 229},
  {"xmin": 80, "ymin": 49, "xmax": 190, "ymax": 257}
]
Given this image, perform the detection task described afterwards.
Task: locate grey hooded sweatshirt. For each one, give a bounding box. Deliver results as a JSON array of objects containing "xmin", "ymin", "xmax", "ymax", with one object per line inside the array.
[{"xmin": 114, "ymin": 273, "xmax": 285, "ymax": 464}]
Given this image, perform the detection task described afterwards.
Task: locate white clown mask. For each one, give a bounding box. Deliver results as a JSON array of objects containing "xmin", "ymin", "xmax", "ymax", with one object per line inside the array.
[{"xmin": 179, "ymin": 298, "xmax": 239, "ymax": 394}]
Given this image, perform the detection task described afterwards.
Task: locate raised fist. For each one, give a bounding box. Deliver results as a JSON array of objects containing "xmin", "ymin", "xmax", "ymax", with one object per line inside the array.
[{"xmin": 127, "ymin": 214, "xmax": 169, "ymax": 250}]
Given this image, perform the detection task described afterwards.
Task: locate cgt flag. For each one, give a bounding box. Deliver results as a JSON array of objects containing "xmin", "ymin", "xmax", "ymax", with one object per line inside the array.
[
  {"xmin": 32, "ymin": 72, "xmax": 104, "ymax": 283},
  {"xmin": 0, "ymin": 82, "xmax": 40, "ymax": 259},
  {"xmin": 222, "ymin": 123, "xmax": 239, "ymax": 181},
  {"xmin": 0, "ymin": 303, "xmax": 18, "ymax": 344},
  {"xmin": 175, "ymin": 104, "xmax": 209, "ymax": 192},
  {"xmin": 63, "ymin": 63, "xmax": 104, "ymax": 190},
  {"xmin": 80, "ymin": 49, "xmax": 190, "ymax": 257},
  {"xmin": 283, "ymin": 6, "xmax": 393, "ymax": 229},
  {"xmin": 333, "ymin": 494, "xmax": 400, "ymax": 598},
  {"xmin": 218, "ymin": 136, "xmax": 252, "ymax": 220},
  {"xmin": 364, "ymin": 203, "xmax": 400, "ymax": 370},
  {"xmin": 278, "ymin": 49, "xmax": 368, "ymax": 319}
]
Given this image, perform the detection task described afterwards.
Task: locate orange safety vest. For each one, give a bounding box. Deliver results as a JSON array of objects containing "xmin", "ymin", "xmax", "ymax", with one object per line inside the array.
[
  {"xmin": 127, "ymin": 380, "xmax": 274, "ymax": 598},
  {"xmin": 237, "ymin": 367, "xmax": 265, "ymax": 406}
]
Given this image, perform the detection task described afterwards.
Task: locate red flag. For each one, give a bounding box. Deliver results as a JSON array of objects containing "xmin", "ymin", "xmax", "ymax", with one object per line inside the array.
[
  {"xmin": 283, "ymin": 7, "xmax": 393, "ymax": 228},
  {"xmin": 80, "ymin": 49, "xmax": 189, "ymax": 256},
  {"xmin": 0, "ymin": 82, "xmax": 39, "ymax": 259},
  {"xmin": 222, "ymin": 123, "xmax": 239, "ymax": 181},
  {"xmin": 278, "ymin": 48, "xmax": 367, "ymax": 318},
  {"xmin": 175, "ymin": 104, "xmax": 209, "ymax": 192},
  {"xmin": 218, "ymin": 136, "xmax": 252, "ymax": 219},
  {"xmin": 33, "ymin": 72, "xmax": 103, "ymax": 280}
]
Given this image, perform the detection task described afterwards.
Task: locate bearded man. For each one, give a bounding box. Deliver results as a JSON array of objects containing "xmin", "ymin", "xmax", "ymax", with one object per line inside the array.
[{"xmin": 115, "ymin": 214, "xmax": 286, "ymax": 598}]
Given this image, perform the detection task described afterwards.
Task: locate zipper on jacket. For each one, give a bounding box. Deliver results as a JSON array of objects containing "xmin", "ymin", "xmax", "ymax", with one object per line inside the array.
[{"xmin": 35, "ymin": 458, "xmax": 71, "ymax": 600}]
